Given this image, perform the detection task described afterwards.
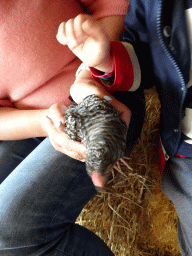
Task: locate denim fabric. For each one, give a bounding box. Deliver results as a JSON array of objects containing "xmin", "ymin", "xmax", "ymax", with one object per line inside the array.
[
  {"xmin": 0, "ymin": 138, "xmax": 114, "ymax": 256},
  {"xmin": 161, "ymin": 157, "xmax": 192, "ymax": 256}
]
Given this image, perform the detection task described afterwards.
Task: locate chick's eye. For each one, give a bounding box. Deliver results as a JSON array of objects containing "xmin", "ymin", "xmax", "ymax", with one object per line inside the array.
[{"xmin": 96, "ymin": 105, "xmax": 103, "ymax": 111}]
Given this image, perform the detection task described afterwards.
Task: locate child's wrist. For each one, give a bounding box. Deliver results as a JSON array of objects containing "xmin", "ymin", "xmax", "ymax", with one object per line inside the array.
[
  {"xmin": 94, "ymin": 53, "xmax": 113, "ymax": 73},
  {"xmin": 89, "ymin": 55, "xmax": 115, "ymax": 82}
]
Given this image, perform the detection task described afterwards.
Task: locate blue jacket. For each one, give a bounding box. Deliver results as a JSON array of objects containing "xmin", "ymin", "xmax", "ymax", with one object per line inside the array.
[{"xmin": 123, "ymin": 0, "xmax": 191, "ymax": 157}]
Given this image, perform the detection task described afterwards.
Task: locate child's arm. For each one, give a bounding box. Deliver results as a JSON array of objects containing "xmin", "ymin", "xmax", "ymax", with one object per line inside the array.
[
  {"xmin": 57, "ymin": 14, "xmax": 112, "ymax": 73},
  {"xmin": 57, "ymin": 14, "xmax": 141, "ymax": 93},
  {"xmin": 57, "ymin": 14, "xmax": 133, "ymax": 127}
]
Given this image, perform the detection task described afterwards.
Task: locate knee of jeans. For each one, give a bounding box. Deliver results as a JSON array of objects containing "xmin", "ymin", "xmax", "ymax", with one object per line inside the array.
[{"xmin": 0, "ymin": 199, "xmax": 47, "ymax": 250}]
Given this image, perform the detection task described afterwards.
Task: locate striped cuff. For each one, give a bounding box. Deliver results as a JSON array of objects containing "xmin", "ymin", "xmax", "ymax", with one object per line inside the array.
[{"xmin": 89, "ymin": 41, "xmax": 141, "ymax": 92}]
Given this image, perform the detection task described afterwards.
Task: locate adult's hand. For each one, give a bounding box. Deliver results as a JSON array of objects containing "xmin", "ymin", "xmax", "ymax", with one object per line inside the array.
[{"xmin": 41, "ymin": 103, "xmax": 86, "ymax": 162}]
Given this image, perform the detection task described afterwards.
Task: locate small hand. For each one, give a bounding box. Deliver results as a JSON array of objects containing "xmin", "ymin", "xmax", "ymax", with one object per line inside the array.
[
  {"xmin": 56, "ymin": 14, "xmax": 112, "ymax": 72},
  {"xmin": 71, "ymin": 75, "xmax": 131, "ymax": 127},
  {"xmin": 111, "ymin": 97, "xmax": 131, "ymax": 128},
  {"xmin": 41, "ymin": 103, "xmax": 86, "ymax": 161}
]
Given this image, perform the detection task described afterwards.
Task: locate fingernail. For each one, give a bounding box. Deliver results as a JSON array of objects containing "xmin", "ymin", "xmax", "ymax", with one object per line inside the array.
[
  {"xmin": 103, "ymin": 95, "xmax": 113, "ymax": 102},
  {"xmin": 54, "ymin": 120, "xmax": 63, "ymax": 130}
]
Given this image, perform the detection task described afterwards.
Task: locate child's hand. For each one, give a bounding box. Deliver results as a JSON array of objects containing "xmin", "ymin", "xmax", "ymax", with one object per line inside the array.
[{"xmin": 57, "ymin": 14, "xmax": 112, "ymax": 72}]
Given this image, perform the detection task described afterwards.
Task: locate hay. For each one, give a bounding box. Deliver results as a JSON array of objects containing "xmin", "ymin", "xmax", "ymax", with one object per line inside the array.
[{"xmin": 76, "ymin": 88, "xmax": 182, "ymax": 255}]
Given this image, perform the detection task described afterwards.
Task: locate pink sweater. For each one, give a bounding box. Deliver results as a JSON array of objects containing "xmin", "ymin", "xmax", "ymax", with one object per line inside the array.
[{"xmin": 0, "ymin": 0, "xmax": 128, "ymax": 110}]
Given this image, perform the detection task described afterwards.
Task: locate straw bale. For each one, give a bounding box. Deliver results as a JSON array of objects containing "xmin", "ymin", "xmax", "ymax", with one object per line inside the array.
[{"xmin": 76, "ymin": 88, "xmax": 182, "ymax": 255}]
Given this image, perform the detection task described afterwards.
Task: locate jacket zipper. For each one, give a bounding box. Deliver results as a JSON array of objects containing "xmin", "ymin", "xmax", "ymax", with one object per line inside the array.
[
  {"xmin": 156, "ymin": 0, "xmax": 187, "ymax": 149},
  {"xmin": 156, "ymin": 0, "xmax": 186, "ymax": 92}
]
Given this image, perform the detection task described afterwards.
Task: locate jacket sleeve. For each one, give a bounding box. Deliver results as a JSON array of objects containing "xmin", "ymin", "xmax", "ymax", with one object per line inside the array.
[
  {"xmin": 122, "ymin": 0, "xmax": 157, "ymax": 89},
  {"xmin": 90, "ymin": 0, "xmax": 156, "ymax": 91},
  {"xmin": 78, "ymin": 0, "xmax": 129, "ymax": 19},
  {"xmin": 89, "ymin": 41, "xmax": 141, "ymax": 92}
]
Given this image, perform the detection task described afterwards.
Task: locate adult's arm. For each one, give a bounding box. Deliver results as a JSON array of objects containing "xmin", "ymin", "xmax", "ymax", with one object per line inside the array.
[{"xmin": 0, "ymin": 107, "xmax": 47, "ymax": 140}]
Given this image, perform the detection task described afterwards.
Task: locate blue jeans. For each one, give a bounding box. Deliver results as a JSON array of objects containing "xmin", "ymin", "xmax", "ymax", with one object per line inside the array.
[
  {"xmin": 161, "ymin": 157, "xmax": 192, "ymax": 256},
  {"xmin": 0, "ymin": 138, "xmax": 114, "ymax": 255}
]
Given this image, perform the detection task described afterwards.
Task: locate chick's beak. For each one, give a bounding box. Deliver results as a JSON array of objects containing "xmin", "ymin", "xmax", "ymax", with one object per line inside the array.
[{"xmin": 90, "ymin": 170, "xmax": 111, "ymax": 191}]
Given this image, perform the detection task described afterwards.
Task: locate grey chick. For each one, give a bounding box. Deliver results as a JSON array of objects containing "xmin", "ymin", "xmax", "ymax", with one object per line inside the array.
[{"xmin": 65, "ymin": 94, "xmax": 127, "ymax": 182}]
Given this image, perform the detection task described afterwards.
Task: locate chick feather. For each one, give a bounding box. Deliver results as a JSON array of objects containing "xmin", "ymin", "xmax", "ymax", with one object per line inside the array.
[{"xmin": 65, "ymin": 95, "xmax": 127, "ymax": 178}]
